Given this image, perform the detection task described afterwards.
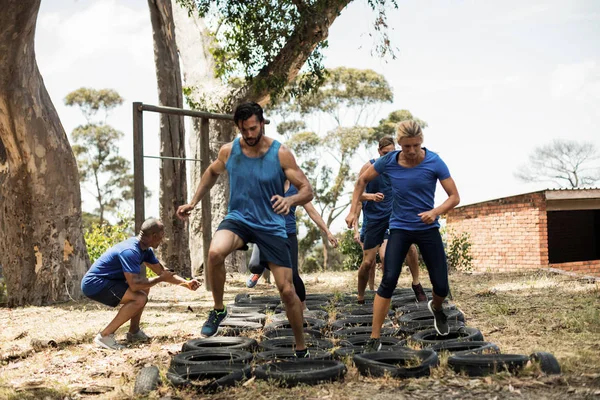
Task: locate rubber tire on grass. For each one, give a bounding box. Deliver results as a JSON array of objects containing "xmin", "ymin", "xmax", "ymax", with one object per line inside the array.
[
  {"xmin": 334, "ymin": 345, "xmax": 411, "ymax": 360},
  {"xmin": 330, "ymin": 326, "xmax": 396, "ymax": 339},
  {"xmin": 331, "ymin": 316, "xmax": 393, "ymax": 331},
  {"xmin": 255, "ymin": 348, "xmax": 333, "ymax": 362},
  {"xmin": 396, "ymin": 320, "xmax": 465, "ymax": 337},
  {"xmin": 447, "ymin": 353, "xmax": 530, "ymax": 376},
  {"xmin": 262, "ymin": 328, "xmax": 323, "ymax": 339},
  {"xmin": 530, "ymin": 352, "xmax": 561, "ymax": 375},
  {"xmin": 226, "ymin": 304, "xmax": 266, "ymax": 314},
  {"xmin": 410, "ymin": 326, "xmax": 484, "ymax": 346},
  {"xmin": 264, "ymin": 317, "xmax": 326, "ymax": 332},
  {"xmin": 336, "ymin": 309, "xmax": 394, "ymax": 319},
  {"xmin": 254, "ymin": 359, "xmax": 347, "ymax": 387},
  {"xmin": 227, "ymin": 313, "xmax": 266, "ymax": 324},
  {"xmin": 396, "ymin": 302, "xmax": 456, "ymax": 315},
  {"xmin": 430, "ymin": 341, "xmax": 500, "ymax": 356},
  {"xmin": 171, "ymin": 349, "xmax": 253, "ymax": 367},
  {"xmin": 133, "ymin": 365, "xmax": 160, "ymax": 395},
  {"xmin": 182, "ymin": 337, "xmax": 257, "ymax": 352},
  {"xmin": 269, "ymin": 309, "xmax": 328, "ymax": 322},
  {"xmin": 167, "ymin": 363, "xmax": 251, "ymax": 392},
  {"xmin": 259, "ymin": 337, "xmax": 334, "ymax": 351},
  {"xmin": 397, "ymin": 309, "xmax": 465, "ymax": 324},
  {"xmin": 234, "ymin": 293, "xmax": 281, "ymax": 305},
  {"xmin": 353, "ymin": 349, "xmax": 439, "ymax": 378},
  {"xmin": 338, "ymin": 334, "xmax": 405, "ymax": 348}
]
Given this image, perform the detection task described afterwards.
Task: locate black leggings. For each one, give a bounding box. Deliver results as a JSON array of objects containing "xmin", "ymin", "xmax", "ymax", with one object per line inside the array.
[
  {"xmin": 249, "ymin": 234, "xmax": 306, "ymax": 302},
  {"xmin": 377, "ymin": 228, "xmax": 449, "ymax": 299}
]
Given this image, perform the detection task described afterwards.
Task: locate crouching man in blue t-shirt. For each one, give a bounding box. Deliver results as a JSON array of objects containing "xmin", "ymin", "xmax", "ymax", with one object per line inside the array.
[{"xmin": 81, "ymin": 218, "xmax": 201, "ymax": 350}]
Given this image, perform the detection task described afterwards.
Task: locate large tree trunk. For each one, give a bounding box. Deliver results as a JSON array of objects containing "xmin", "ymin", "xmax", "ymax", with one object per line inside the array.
[
  {"xmin": 148, "ymin": 0, "xmax": 191, "ymax": 276},
  {"xmin": 172, "ymin": 2, "xmax": 245, "ymax": 275},
  {"xmin": 0, "ymin": 0, "xmax": 89, "ymax": 306}
]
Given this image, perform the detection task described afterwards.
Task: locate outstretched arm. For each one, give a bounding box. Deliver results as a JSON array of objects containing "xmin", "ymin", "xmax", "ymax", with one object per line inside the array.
[
  {"xmin": 303, "ymin": 202, "xmax": 338, "ymax": 247},
  {"xmin": 176, "ymin": 144, "xmax": 230, "ymax": 219},
  {"xmin": 273, "ymin": 145, "xmax": 313, "ymax": 215},
  {"xmin": 145, "ymin": 262, "xmax": 201, "ymax": 291}
]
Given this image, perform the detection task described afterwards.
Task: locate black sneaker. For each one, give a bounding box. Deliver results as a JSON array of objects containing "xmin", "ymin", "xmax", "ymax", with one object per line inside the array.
[
  {"xmin": 428, "ymin": 300, "xmax": 449, "ymax": 335},
  {"xmin": 363, "ymin": 338, "xmax": 382, "ymax": 353},
  {"xmin": 412, "ymin": 283, "xmax": 428, "ymax": 302},
  {"xmin": 201, "ymin": 307, "xmax": 228, "ymax": 337},
  {"xmin": 295, "ymin": 348, "xmax": 310, "ymax": 358}
]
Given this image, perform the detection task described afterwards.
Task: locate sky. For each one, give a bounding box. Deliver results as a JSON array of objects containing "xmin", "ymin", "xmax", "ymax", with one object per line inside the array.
[{"xmin": 36, "ymin": 0, "xmax": 600, "ymax": 233}]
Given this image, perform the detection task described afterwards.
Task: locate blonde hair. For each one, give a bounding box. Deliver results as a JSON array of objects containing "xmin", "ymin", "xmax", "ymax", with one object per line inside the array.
[{"xmin": 396, "ymin": 120, "xmax": 423, "ymax": 143}]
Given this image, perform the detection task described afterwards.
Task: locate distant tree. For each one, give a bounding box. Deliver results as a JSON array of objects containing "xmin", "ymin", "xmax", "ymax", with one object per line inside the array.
[
  {"xmin": 65, "ymin": 88, "xmax": 135, "ymax": 225},
  {"xmin": 369, "ymin": 109, "xmax": 428, "ymax": 143},
  {"xmin": 515, "ymin": 139, "xmax": 600, "ymax": 188}
]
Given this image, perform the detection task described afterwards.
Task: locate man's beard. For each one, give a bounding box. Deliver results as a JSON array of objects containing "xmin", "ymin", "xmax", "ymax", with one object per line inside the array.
[{"xmin": 243, "ymin": 128, "xmax": 264, "ymax": 147}]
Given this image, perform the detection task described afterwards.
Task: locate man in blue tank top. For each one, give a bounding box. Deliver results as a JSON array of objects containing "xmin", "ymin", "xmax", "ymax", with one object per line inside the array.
[
  {"xmin": 352, "ymin": 137, "xmax": 426, "ymax": 304},
  {"xmin": 177, "ymin": 102, "xmax": 314, "ymax": 358}
]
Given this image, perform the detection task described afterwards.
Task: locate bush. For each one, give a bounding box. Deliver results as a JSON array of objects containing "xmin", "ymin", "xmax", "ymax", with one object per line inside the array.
[
  {"xmin": 85, "ymin": 219, "xmax": 133, "ymax": 264},
  {"xmin": 338, "ymin": 229, "xmax": 363, "ymax": 271},
  {"xmin": 444, "ymin": 228, "xmax": 473, "ymax": 273}
]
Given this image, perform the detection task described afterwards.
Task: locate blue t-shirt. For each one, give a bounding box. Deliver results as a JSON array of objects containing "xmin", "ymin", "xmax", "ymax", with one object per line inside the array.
[
  {"xmin": 224, "ymin": 138, "xmax": 287, "ymax": 237},
  {"xmin": 373, "ymin": 149, "xmax": 451, "ymax": 231},
  {"xmin": 361, "ymin": 159, "xmax": 393, "ymax": 236},
  {"xmin": 81, "ymin": 237, "xmax": 160, "ymax": 296},
  {"xmin": 284, "ymin": 184, "xmax": 298, "ymax": 235}
]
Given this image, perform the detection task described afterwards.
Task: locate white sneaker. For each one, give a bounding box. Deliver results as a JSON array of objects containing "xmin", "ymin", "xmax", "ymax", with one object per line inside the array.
[
  {"xmin": 126, "ymin": 329, "xmax": 151, "ymax": 343},
  {"xmin": 94, "ymin": 333, "xmax": 125, "ymax": 350}
]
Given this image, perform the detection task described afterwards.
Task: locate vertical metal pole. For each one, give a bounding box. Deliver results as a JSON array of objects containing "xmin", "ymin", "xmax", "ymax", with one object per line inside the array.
[
  {"xmin": 200, "ymin": 118, "xmax": 212, "ymax": 291},
  {"xmin": 133, "ymin": 102, "xmax": 145, "ymax": 234}
]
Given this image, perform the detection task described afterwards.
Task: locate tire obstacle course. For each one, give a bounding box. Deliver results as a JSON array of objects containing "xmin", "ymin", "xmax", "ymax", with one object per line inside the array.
[{"xmin": 134, "ymin": 287, "xmax": 561, "ymax": 394}]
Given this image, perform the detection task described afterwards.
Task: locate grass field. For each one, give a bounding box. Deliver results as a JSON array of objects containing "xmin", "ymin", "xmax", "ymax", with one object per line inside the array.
[{"xmin": 0, "ymin": 269, "xmax": 599, "ymax": 399}]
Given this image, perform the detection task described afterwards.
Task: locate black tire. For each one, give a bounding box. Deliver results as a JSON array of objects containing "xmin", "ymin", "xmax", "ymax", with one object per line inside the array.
[
  {"xmin": 353, "ymin": 349, "xmax": 439, "ymax": 378},
  {"xmin": 448, "ymin": 354, "xmax": 529, "ymax": 376},
  {"xmin": 430, "ymin": 341, "xmax": 500, "ymax": 356},
  {"xmin": 330, "ymin": 326, "xmax": 396, "ymax": 339},
  {"xmin": 264, "ymin": 317, "xmax": 326, "ymax": 332},
  {"xmin": 171, "ymin": 349, "xmax": 253, "ymax": 367},
  {"xmin": 259, "ymin": 337, "xmax": 334, "ymax": 351},
  {"xmin": 217, "ymin": 319, "xmax": 263, "ymax": 336},
  {"xmin": 227, "ymin": 304, "xmax": 266, "ymax": 314},
  {"xmin": 254, "ymin": 359, "xmax": 346, "ymax": 386},
  {"xmin": 397, "ymin": 320, "xmax": 465, "ymax": 337},
  {"xmin": 182, "ymin": 336, "xmax": 257, "ymax": 352},
  {"xmin": 255, "ymin": 349, "xmax": 333, "ymax": 362},
  {"xmin": 338, "ymin": 334, "xmax": 405, "ymax": 348},
  {"xmin": 336, "ymin": 308, "xmax": 394, "ymax": 319},
  {"xmin": 304, "ymin": 293, "xmax": 334, "ymax": 302},
  {"xmin": 262, "ymin": 328, "xmax": 323, "ymax": 339},
  {"xmin": 331, "ymin": 316, "xmax": 393, "ymax": 331},
  {"xmin": 269, "ymin": 309, "xmax": 328, "ymax": 322},
  {"xmin": 410, "ymin": 326, "xmax": 484, "ymax": 346},
  {"xmin": 234, "ymin": 294, "xmax": 281, "ymax": 305},
  {"xmin": 133, "ymin": 365, "xmax": 160, "ymax": 395},
  {"xmin": 167, "ymin": 363, "xmax": 251, "ymax": 392},
  {"xmin": 398, "ymin": 309, "xmax": 465, "ymax": 324},
  {"xmin": 530, "ymin": 352, "xmax": 561, "ymax": 375},
  {"xmin": 228, "ymin": 313, "xmax": 266, "ymax": 325},
  {"xmin": 396, "ymin": 302, "xmax": 456, "ymax": 315}
]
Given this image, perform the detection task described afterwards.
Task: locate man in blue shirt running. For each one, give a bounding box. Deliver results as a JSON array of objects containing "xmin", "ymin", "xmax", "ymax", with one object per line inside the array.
[
  {"xmin": 81, "ymin": 218, "xmax": 201, "ymax": 350},
  {"xmin": 177, "ymin": 102, "xmax": 314, "ymax": 358}
]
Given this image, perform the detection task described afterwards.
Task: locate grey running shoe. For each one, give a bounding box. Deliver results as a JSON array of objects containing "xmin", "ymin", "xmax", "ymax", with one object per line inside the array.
[
  {"xmin": 363, "ymin": 338, "xmax": 382, "ymax": 353},
  {"xmin": 201, "ymin": 307, "xmax": 228, "ymax": 337},
  {"xmin": 126, "ymin": 329, "xmax": 151, "ymax": 343},
  {"xmin": 412, "ymin": 283, "xmax": 428, "ymax": 302},
  {"xmin": 428, "ymin": 300, "xmax": 449, "ymax": 335},
  {"xmin": 94, "ymin": 333, "xmax": 125, "ymax": 350}
]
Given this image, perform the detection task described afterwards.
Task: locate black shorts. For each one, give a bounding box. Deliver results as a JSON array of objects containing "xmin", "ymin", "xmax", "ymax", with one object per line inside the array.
[
  {"xmin": 85, "ymin": 280, "xmax": 129, "ymax": 308},
  {"xmin": 218, "ymin": 219, "xmax": 292, "ymax": 268},
  {"xmin": 361, "ymin": 218, "xmax": 390, "ymax": 250}
]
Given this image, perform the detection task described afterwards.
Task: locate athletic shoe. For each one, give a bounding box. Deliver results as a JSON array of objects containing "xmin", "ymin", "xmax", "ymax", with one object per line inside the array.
[
  {"xmin": 126, "ymin": 329, "xmax": 151, "ymax": 343},
  {"xmin": 412, "ymin": 283, "xmax": 428, "ymax": 302},
  {"xmin": 363, "ymin": 338, "xmax": 382, "ymax": 353},
  {"xmin": 201, "ymin": 307, "xmax": 228, "ymax": 337},
  {"xmin": 94, "ymin": 333, "xmax": 125, "ymax": 350},
  {"xmin": 246, "ymin": 274, "xmax": 261, "ymax": 288},
  {"xmin": 428, "ymin": 300, "xmax": 449, "ymax": 336},
  {"xmin": 295, "ymin": 348, "xmax": 310, "ymax": 358}
]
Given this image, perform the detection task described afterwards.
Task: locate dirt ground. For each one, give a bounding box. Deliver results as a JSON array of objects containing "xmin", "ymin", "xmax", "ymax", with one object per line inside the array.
[{"xmin": 1, "ymin": 269, "xmax": 599, "ymax": 399}]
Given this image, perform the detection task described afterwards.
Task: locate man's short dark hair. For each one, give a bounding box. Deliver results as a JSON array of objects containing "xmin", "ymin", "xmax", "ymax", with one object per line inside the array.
[
  {"xmin": 140, "ymin": 218, "xmax": 164, "ymax": 237},
  {"xmin": 233, "ymin": 102, "xmax": 264, "ymax": 125}
]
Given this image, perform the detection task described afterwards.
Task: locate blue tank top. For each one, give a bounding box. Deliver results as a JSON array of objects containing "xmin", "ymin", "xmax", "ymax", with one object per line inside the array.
[
  {"xmin": 361, "ymin": 159, "xmax": 393, "ymax": 224},
  {"xmin": 284, "ymin": 184, "xmax": 298, "ymax": 235},
  {"xmin": 224, "ymin": 138, "xmax": 287, "ymax": 237}
]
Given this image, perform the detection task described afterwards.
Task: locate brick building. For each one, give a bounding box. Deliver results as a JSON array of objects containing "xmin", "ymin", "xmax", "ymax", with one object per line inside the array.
[{"xmin": 445, "ymin": 188, "xmax": 600, "ymax": 276}]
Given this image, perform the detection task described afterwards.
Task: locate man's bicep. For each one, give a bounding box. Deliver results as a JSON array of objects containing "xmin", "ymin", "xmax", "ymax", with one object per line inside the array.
[{"xmin": 123, "ymin": 272, "xmax": 139, "ymax": 287}]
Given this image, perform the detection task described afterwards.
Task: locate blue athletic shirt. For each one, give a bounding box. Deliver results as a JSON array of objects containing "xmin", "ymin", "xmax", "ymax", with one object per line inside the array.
[
  {"xmin": 81, "ymin": 237, "xmax": 160, "ymax": 296},
  {"xmin": 224, "ymin": 138, "xmax": 287, "ymax": 237},
  {"xmin": 361, "ymin": 159, "xmax": 393, "ymax": 236},
  {"xmin": 284, "ymin": 184, "xmax": 298, "ymax": 235},
  {"xmin": 373, "ymin": 149, "xmax": 451, "ymax": 230}
]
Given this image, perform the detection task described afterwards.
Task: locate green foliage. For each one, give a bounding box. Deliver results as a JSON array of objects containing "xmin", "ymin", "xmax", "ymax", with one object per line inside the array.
[
  {"xmin": 369, "ymin": 109, "xmax": 428, "ymax": 143},
  {"xmin": 338, "ymin": 229, "xmax": 363, "ymax": 271},
  {"xmin": 179, "ymin": 1, "xmax": 398, "ymax": 100},
  {"xmin": 84, "ymin": 219, "xmax": 133, "ymax": 264},
  {"xmin": 65, "ymin": 87, "xmax": 138, "ymax": 224},
  {"xmin": 444, "ymin": 228, "xmax": 474, "ymax": 273}
]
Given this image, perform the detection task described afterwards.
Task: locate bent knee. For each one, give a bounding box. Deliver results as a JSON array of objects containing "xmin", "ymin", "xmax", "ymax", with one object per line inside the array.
[{"xmin": 207, "ymin": 249, "xmax": 226, "ymax": 265}]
